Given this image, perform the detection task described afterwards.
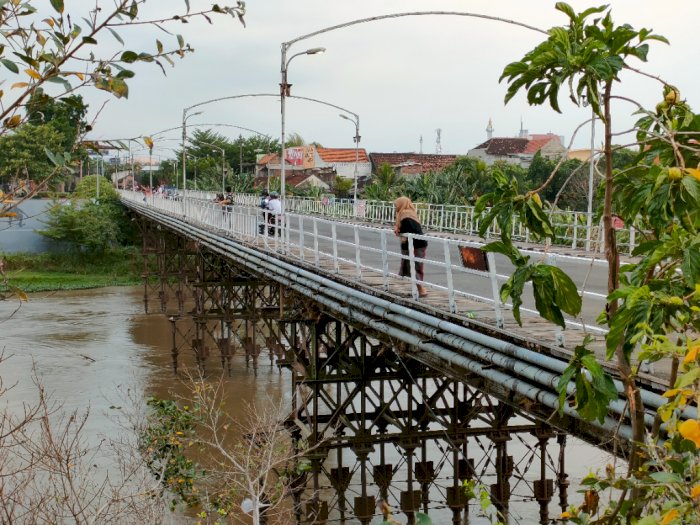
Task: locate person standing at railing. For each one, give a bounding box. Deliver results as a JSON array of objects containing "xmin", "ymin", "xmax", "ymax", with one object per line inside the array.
[
  {"xmin": 394, "ymin": 196, "xmax": 428, "ymax": 298},
  {"xmin": 219, "ymin": 186, "xmax": 234, "ymax": 208},
  {"xmin": 265, "ymin": 191, "xmax": 282, "ymax": 235}
]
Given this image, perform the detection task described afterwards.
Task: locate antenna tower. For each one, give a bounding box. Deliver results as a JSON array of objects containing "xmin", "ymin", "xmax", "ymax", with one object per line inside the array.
[{"xmin": 435, "ymin": 128, "xmax": 442, "ymax": 154}]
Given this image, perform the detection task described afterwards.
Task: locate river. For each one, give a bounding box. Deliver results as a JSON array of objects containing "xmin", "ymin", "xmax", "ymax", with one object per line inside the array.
[{"xmin": 0, "ymin": 286, "xmax": 613, "ymax": 524}]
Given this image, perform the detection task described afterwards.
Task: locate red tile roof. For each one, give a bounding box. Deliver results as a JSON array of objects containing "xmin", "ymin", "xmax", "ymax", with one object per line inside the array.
[
  {"xmin": 523, "ymin": 138, "xmax": 554, "ymax": 154},
  {"xmin": 369, "ymin": 153, "xmax": 457, "ymax": 173},
  {"xmin": 529, "ymin": 133, "xmax": 561, "ymax": 142},
  {"xmin": 258, "ymin": 153, "xmax": 277, "ymax": 164},
  {"xmin": 474, "ymin": 138, "xmax": 529, "ymax": 155},
  {"xmin": 316, "ymin": 147, "xmax": 369, "ymax": 163}
]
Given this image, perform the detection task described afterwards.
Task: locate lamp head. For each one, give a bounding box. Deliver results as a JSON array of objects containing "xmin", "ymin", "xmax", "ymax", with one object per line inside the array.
[{"xmin": 305, "ymin": 47, "xmax": 326, "ymax": 55}]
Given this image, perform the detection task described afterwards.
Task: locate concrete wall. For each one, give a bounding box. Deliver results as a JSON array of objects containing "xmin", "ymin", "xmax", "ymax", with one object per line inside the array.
[{"xmin": 0, "ymin": 199, "xmax": 62, "ymax": 253}]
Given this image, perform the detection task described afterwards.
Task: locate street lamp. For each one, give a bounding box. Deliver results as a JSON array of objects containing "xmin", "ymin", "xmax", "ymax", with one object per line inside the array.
[
  {"xmin": 586, "ymin": 107, "xmax": 596, "ymax": 252},
  {"xmin": 339, "ymin": 113, "xmax": 361, "ymax": 205},
  {"xmin": 280, "ymin": 46, "xmax": 325, "ymax": 212},
  {"xmin": 181, "ymin": 110, "xmax": 203, "ymax": 191},
  {"xmin": 198, "ymin": 141, "xmax": 226, "ymax": 193}
]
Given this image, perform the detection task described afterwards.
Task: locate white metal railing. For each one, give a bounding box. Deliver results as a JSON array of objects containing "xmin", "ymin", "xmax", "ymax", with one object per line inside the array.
[
  {"xmin": 180, "ymin": 190, "xmax": 637, "ymax": 255},
  {"xmin": 123, "ymin": 190, "xmax": 609, "ymax": 342}
]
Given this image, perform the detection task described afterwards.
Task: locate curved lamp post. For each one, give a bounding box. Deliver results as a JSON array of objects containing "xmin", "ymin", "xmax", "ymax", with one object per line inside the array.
[
  {"xmin": 279, "ymin": 46, "xmax": 325, "ymax": 212},
  {"xmin": 339, "ymin": 113, "xmax": 360, "ymax": 203},
  {"xmin": 181, "ymin": 111, "xmax": 203, "ymax": 191},
  {"xmin": 280, "ymin": 11, "xmax": 546, "ymax": 213}
]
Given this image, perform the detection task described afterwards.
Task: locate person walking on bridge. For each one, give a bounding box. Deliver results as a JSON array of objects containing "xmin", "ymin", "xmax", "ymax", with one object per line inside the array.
[{"xmin": 394, "ymin": 196, "xmax": 428, "ymax": 298}]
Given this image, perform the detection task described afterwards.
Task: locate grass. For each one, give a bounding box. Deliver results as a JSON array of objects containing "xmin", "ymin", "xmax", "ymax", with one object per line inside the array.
[{"xmin": 2, "ymin": 247, "xmax": 142, "ymax": 293}]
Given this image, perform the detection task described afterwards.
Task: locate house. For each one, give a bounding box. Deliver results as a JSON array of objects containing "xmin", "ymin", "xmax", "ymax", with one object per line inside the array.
[
  {"xmin": 467, "ymin": 120, "xmax": 566, "ymax": 168},
  {"xmin": 368, "ymin": 153, "xmax": 458, "ymax": 177},
  {"xmin": 255, "ymin": 145, "xmax": 371, "ymax": 186}
]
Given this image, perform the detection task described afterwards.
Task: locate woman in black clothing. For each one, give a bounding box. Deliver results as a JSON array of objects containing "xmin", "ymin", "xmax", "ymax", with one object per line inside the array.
[{"xmin": 394, "ymin": 196, "xmax": 428, "ymax": 297}]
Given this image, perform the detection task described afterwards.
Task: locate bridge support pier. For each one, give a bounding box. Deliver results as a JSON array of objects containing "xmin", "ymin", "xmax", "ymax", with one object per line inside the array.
[{"xmin": 136, "ymin": 218, "xmax": 571, "ymax": 523}]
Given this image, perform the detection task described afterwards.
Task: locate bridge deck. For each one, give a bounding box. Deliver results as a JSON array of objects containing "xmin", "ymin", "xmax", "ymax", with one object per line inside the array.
[
  {"xmin": 124, "ymin": 193, "xmax": 690, "ymax": 450},
  {"xmin": 251, "ymin": 236, "xmax": 669, "ymax": 386}
]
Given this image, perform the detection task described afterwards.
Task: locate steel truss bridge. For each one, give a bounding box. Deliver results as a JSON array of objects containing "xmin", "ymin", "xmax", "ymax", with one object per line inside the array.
[{"xmin": 121, "ymin": 190, "xmax": 692, "ymax": 525}]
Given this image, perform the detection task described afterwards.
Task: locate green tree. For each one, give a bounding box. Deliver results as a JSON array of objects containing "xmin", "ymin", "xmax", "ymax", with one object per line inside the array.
[
  {"xmin": 491, "ymin": 5, "xmax": 700, "ymax": 522},
  {"xmin": 285, "ymin": 132, "xmax": 305, "ymax": 148},
  {"xmin": 0, "ymin": 124, "xmax": 64, "ymax": 183},
  {"xmin": 333, "ymin": 176, "xmax": 353, "ymax": 197},
  {"xmin": 40, "ymin": 175, "xmax": 132, "ymax": 252},
  {"xmin": 498, "ymin": 1, "xmax": 669, "ymax": 459},
  {"xmin": 0, "ymin": 0, "xmax": 246, "ymax": 211},
  {"xmin": 362, "ymin": 163, "xmax": 403, "ymax": 201},
  {"xmin": 25, "ymin": 90, "xmax": 89, "ymax": 152}
]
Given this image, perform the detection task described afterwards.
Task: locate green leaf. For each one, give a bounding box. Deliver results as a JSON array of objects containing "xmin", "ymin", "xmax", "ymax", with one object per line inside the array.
[
  {"xmin": 648, "ymin": 471, "xmax": 682, "ymax": 484},
  {"xmin": 681, "ymin": 245, "xmax": 700, "ymax": 288},
  {"xmin": 50, "ymin": 0, "xmax": 64, "ymax": 14},
  {"xmin": 1, "ymin": 59, "xmax": 19, "ymax": 74},
  {"xmin": 44, "ymin": 147, "xmax": 59, "ymax": 166},
  {"xmin": 549, "ymin": 266, "xmax": 582, "ymax": 316},
  {"xmin": 184, "ymin": 0, "xmax": 190, "ymax": 12},
  {"xmin": 120, "ymin": 51, "xmax": 138, "ymax": 63},
  {"xmin": 108, "ymin": 27, "xmax": 124, "ymax": 46},
  {"xmin": 554, "ymin": 2, "xmax": 577, "ymax": 20},
  {"xmin": 177, "ymin": 34, "xmax": 185, "ymax": 49},
  {"xmin": 675, "ymin": 368, "xmax": 700, "ymax": 389},
  {"xmin": 681, "ymin": 175, "xmax": 700, "ymax": 203},
  {"xmin": 81, "ymin": 36, "xmax": 97, "ymax": 45}
]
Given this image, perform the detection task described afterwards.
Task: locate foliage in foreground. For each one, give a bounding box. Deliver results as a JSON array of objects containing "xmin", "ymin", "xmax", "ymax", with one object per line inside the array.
[
  {"xmin": 141, "ymin": 377, "xmax": 314, "ymax": 525},
  {"xmin": 486, "ymin": 3, "xmax": 700, "ymax": 523}
]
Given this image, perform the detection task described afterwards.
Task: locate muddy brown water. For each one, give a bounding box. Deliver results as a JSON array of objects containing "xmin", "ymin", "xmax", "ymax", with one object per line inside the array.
[{"xmin": 0, "ymin": 286, "xmax": 613, "ymax": 524}]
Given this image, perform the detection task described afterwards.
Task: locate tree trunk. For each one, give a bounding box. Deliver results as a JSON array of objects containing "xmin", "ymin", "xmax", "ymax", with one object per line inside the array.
[{"xmin": 602, "ymin": 82, "xmax": 645, "ymax": 476}]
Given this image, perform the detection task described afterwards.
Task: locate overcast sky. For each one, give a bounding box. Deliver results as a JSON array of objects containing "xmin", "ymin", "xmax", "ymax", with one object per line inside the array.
[{"xmin": 80, "ymin": 0, "xmax": 699, "ymax": 159}]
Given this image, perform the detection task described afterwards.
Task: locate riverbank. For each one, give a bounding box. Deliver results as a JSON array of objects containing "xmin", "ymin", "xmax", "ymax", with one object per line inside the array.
[{"xmin": 2, "ymin": 248, "xmax": 142, "ymax": 293}]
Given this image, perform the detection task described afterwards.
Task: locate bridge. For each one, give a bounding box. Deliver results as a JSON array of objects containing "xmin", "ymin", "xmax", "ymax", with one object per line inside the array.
[{"xmin": 121, "ymin": 190, "xmax": 690, "ymax": 524}]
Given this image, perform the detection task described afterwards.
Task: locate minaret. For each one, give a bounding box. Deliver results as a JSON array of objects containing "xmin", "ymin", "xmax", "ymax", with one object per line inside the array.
[
  {"xmin": 435, "ymin": 128, "xmax": 442, "ymax": 154},
  {"xmin": 486, "ymin": 118, "xmax": 494, "ymax": 140},
  {"xmin": 419, "ymin": 135, "xmax": 423, "ymax": 154},
  {"xmin": 519, "ymin": 117, "xmax": 528, "ymax": 138}
]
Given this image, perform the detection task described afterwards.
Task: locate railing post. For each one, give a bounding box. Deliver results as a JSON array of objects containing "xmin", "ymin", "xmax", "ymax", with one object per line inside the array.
[
  {"xmin": 331, "ymin": 222, "xmax": 339, "ymax": 274},
  {"xmin": 408, "ymin": 236, "xmax": 418, "ymax": 299},
  {"xmin": 444, "ymin": 240, "xmax": 456, "ymax": 313},
  {"xmin": 628, "ymin": 223, "xmax": 636, "ymax": 255},
  {"xmin": 381, "ymin": 229, "xmax": 389, "ymax": 290},
  {"xmin": 299, "ymin": 215, "xmax": 305, "ymax": 262},
  {"xmin": 354, "ymin": 225, "xmax": 362, "ymax": 279},
  {"xmin": 313, "ymin": 218, "xmax": 319, "ymax": 267},
  {"xmin": 487, "ymin": 252, "xmax": 504, "ymax": 329}
]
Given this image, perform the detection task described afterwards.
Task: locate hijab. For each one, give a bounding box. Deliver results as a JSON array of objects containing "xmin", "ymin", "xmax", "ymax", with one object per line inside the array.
[{"xmin": 394, "ymin": 196, "xmax": 420, "ymax": 235}]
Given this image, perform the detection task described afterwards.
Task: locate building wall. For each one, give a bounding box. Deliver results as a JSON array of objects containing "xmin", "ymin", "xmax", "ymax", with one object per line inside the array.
[
  {"xmin": 0, "ymin": 199, "xmax": 64, "ymax": 254},
  {"xmin": 329, "ymin": 161, "xmax": 372, "ymax": 179},
  {"xmin": 465, "ymin": 148, "xmax": 518, "ymax": 167},
  {"xmin": 539, "ymin": 140, "xmax": 567, "ymax": 159}
]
